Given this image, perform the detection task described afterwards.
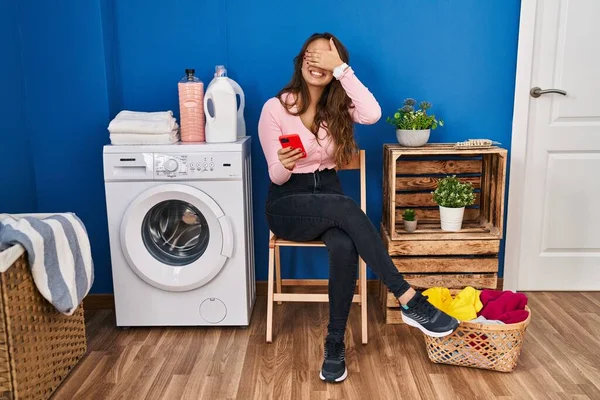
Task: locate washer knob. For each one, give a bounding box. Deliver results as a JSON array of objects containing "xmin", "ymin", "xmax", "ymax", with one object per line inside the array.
[{"xmin": 165, "ymin": 159, "xmax": 179, "ymax": 172}]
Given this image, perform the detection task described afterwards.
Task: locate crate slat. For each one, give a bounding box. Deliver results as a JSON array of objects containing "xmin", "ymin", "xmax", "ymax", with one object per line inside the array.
[
  {"xmin": 481, "ymin": 154, "xmax": 492, "ymax": 223},
  {"xmin": 397, "ymin": 159, "xmax": 482, "ymax": 175},
  {"xmin": 385, "ymin": 239, "xmax": 500, "ymax": 256},
  {"xmin": 494, "ymin": 153, "xmax": 508, "ymax": 232},
  {"xmin": 391, "ymin": 257, "xmax": 498, "ymax": 273},
  {"xmin": 397, "ymin": 221, "xmax": 487, "ymax": 233},
  {"xmin": 381, "ymin": 148, "xmax": 396, "ymax": 235},
  {"xmin": 396, "ymin": 208, "xmax": 480, "ymax": 223},
  {"xmin": 386, "ymin": 275, "xmax": 498, "ymax": 308},
  {"xmin": 388, "ymin": 143, "xmax": 505, "ymax": 155},
  {"xmin": 384, "ymin": 307, "xmax": 403, "ymax": 324},
  {"xmin": 489, "ymin": 154, "xmax": 498, "ymax": 230},
  {"xmin": 396, "ymin": 192, "xmax": 481, "ymax": 208},
  {"xmin": 396, "ymin": 176, "xmax": 481, "ymax": 191},
  {"xmin": 404, "ymin": 273, "xmax": 498, "ymax": 291},
  {"xmin": 392, "ymin": 227, "xmax": 498, "ymax": 241}
]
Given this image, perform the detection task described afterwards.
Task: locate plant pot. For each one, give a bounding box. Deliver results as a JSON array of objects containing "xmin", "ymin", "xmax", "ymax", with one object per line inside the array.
[
  {"xmin": 403, "ymin": 220, "xmax": 417, "ymax": 233},
  {"xmin": 439, "ymin": 206, "xmax": 465, "ymax": 231},
  {"xmin": 396, "ymin": 129, "xmax": 430, "ymax": 147}
]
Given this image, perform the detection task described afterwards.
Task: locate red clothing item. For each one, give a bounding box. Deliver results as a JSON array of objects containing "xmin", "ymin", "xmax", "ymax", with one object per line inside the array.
[{"xmin": 479, "ymin": 289, "xmax": 529, "ymax": 324}]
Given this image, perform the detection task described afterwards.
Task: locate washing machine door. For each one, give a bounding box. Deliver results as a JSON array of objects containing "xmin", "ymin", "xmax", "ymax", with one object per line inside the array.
[{"xmin": 120, "ymin": 184, "xmax": 233, "ymax": 291}]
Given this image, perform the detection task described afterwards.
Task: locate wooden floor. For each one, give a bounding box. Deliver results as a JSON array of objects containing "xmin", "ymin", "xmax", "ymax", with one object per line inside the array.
[{"xmin": 51, "ymin": 292, "xmax": 600, "ymax": 400}]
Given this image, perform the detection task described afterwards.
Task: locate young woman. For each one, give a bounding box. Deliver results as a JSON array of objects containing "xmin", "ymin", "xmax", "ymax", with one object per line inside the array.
[{"xmin": 258, "ymin": 33, "xmax": 458, "ymax": 383}]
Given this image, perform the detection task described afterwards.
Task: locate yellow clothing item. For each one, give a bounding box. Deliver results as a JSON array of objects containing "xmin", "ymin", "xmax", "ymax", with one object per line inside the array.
[{"xmin": 422, "ymin": 286, "xmax": 483, "ymax": 321}]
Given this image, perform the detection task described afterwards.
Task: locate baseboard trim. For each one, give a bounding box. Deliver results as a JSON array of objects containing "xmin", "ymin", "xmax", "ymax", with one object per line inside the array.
[
  {"xmin": 83, "ymin": 280, "xmax": 381, "ymax": 310},
  {"xmin": 83, "ymin": 294, "xmax": 115, "ymax": 310},
  {"xmin": 83, "ymin": 278, "xmax": 504, "ymax": 310}
]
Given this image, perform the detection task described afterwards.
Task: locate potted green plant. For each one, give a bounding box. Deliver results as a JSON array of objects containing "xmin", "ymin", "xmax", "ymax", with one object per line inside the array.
[
  {"xmin": 387, "ymin": 98, "xmax": 444, "ymax": 147},
  {"xmin": 432, "ymin": 176, "xmax": 475, "ymax": 231},
  {"xmin": 402, "ymin": 209, "xmax": 417, "ymax": 233}
]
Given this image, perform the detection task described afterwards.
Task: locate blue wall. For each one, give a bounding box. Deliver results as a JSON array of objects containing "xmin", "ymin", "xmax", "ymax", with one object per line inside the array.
[
  {"xmin": 0, "ymin": 1, "xmax": 37, "ymax": 213},
  {"xmin": 13, "ymin": 0, "xmax": 114, "ymax": 292},
  {"xmin": 8, "ymin": 0, "xmax": 521, "ymax": 292}
]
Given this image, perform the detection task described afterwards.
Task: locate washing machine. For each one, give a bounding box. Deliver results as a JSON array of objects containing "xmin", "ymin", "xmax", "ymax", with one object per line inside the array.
[{"xmin": 103, "ymin": 137, "xmax": 255, "ymax": 326}]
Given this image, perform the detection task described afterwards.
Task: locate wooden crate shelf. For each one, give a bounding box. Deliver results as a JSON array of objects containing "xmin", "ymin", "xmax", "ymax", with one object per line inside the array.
[
  {"xmin": 379, "ymin": 144, "xmax": 508, "ymax": 324},
  {"xmin": 382, "ymin": 143, "xmax": 508, "ymax": 241}
]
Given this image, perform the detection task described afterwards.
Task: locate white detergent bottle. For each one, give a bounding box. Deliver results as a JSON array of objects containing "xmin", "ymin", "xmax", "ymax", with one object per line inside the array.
[
  {"xmin": 204, "ymin": 65, "xmax": 237, "ymax": 143},
  {"xmin": 207, "ymin": 66, "xmax": 246, "ymax": 138}
]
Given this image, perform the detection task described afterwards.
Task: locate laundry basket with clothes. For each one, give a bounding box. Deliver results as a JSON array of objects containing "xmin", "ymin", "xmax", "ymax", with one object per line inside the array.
[
  {"xmin": 0, "ymin": 213, "xmax": 91, "ymax": 399},
  {"xmin": 420, "ymin": 287, "xmax": 531, "ymax": 372}
]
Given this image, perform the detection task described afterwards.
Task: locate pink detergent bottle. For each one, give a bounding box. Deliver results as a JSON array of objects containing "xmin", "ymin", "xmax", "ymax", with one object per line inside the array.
[{"xmin": 178, "ymin": 69, "xmax": 205, "ymax": 142}]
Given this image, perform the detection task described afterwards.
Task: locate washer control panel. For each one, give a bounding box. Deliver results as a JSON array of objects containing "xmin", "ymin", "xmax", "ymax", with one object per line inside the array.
[{"xmin": 155, "ymin": 152, "xmax": 241, "ymax": 179}]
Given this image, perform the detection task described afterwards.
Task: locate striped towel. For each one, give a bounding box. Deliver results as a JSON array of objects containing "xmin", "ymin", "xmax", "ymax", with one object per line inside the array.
[{"xmin": 0, "ymin": 213, "xmax": 94, "ymax": 315}]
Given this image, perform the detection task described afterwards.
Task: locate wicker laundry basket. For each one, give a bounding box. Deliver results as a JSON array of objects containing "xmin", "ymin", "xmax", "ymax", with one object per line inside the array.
[
  {"xmin": 0, "ymin": 253, "xmax": 87, "ymax": 400},
  {"xmin": 423, "ymin": 306, "xmax": 531, "ymax": 372}
]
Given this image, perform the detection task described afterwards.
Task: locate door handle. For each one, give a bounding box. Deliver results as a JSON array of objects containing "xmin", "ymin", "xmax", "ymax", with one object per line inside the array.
[
  {"xmin": 530, "ymin": 87, "xmax": 567, "ymax": 98},
  {"xmin": 218, "ymin": 215, "xmax": 234, "ymax": 258}
]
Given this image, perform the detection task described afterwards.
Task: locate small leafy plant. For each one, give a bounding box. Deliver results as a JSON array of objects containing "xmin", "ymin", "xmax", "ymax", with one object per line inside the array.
[
  {"xmin": 403, "ymin": 209, "xmax": 416, "ymax": 221},
  {"xmin": 432, "ymin": 176, "xmax": 475, "ymax": 208},
  {"xmin": 387, "ymin": 98, "xmax": 444, "ymax": 130}
]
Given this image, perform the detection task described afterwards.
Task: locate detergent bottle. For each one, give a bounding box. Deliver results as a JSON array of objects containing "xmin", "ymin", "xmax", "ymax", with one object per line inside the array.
[
  {"xmin": 178, "ymin": 69, "xmax": 205, "ymax": 142},
  {"xmin": 204, "ymin": 65, "xmax": 237, "ymax": 143},
  {"xmin": 206, "ymin": 65, "xmax": 246, "ymax": 139}
]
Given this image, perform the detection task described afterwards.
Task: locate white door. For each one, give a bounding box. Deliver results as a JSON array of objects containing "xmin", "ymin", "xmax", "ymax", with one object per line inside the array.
[
  {"xmin": 506, "ymin": 0, "xmax": 600, "ymax": 290},
  {"xmin": 120, "ymin": 184, "xmax": 234, "ymax": 291}
]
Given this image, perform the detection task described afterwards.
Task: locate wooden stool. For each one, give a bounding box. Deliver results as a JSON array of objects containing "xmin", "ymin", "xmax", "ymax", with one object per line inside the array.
[{"xmin": 266, "ymin": 150, "xmax": 368, "ymax": 344}]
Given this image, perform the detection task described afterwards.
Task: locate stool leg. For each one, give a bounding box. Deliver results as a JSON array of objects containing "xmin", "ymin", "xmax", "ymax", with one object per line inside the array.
[
  {"xmin": 275, "ymin": 246, "xmax": 282, "ymax": 305},
  {"xmin": 360, "ymin": 258, "xmax": 368, "ymax": 344},
  {"xmin": 357, "ymin": 267, "xmax": 361, "ymax": 303},
  {"xmin": 266, "ymin": 246, "xmax": 275, "ymax": 343}
]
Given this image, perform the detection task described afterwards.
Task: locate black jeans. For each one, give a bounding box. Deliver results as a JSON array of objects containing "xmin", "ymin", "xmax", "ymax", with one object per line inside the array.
[{"xmin": 266, "ymin": 169, "xmax": 411, "ymax": 338}]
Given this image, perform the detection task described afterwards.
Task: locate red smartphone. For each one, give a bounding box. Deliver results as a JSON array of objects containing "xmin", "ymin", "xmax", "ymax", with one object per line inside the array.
[{"xmin": 279, "ymin": 134, "xmax": 307, "ymax": 158}]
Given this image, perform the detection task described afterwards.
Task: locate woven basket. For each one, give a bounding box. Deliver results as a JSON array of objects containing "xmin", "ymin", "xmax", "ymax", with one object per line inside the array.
[
  {"xmin": 423, "ymin": 306, "xmax": 531, "ymax": 372},
  {"xmin": 0, "ymin": 253, "xmax": 87, "ymax": 400}
]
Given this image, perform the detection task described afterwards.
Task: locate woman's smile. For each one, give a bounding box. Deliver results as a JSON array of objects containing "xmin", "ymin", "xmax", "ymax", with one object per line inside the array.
[{"xmin": 309, "ymin": 69, "xmax": 325, "ymax": 78}]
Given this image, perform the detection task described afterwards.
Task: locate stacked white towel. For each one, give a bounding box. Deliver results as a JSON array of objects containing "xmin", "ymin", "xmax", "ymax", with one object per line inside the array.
[{"xmin": 108, "ymin": 110, "xmax": 180, "ymax": 145}]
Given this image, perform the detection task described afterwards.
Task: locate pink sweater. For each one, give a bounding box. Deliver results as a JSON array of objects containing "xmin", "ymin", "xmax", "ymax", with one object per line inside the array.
[{"xmin": 258, "ymin": 68, "xmax": 381, "ymax": 185}]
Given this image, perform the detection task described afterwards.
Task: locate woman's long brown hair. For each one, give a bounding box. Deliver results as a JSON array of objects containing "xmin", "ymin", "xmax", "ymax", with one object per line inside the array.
[{"xmin": 277, "ymin": 32, "xmax": 357, "ymax": 168}]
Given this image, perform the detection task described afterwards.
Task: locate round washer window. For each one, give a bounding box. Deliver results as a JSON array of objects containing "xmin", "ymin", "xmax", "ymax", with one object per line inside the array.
[{"xmin": 141, "ymin": 200, "xmax": 210, "ymax": 266}]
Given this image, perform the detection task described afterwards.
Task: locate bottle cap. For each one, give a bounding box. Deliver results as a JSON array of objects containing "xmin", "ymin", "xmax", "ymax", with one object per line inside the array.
[{"xmin": 215, "ymin": 65, "xmax": 227, "ymax": 77}]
